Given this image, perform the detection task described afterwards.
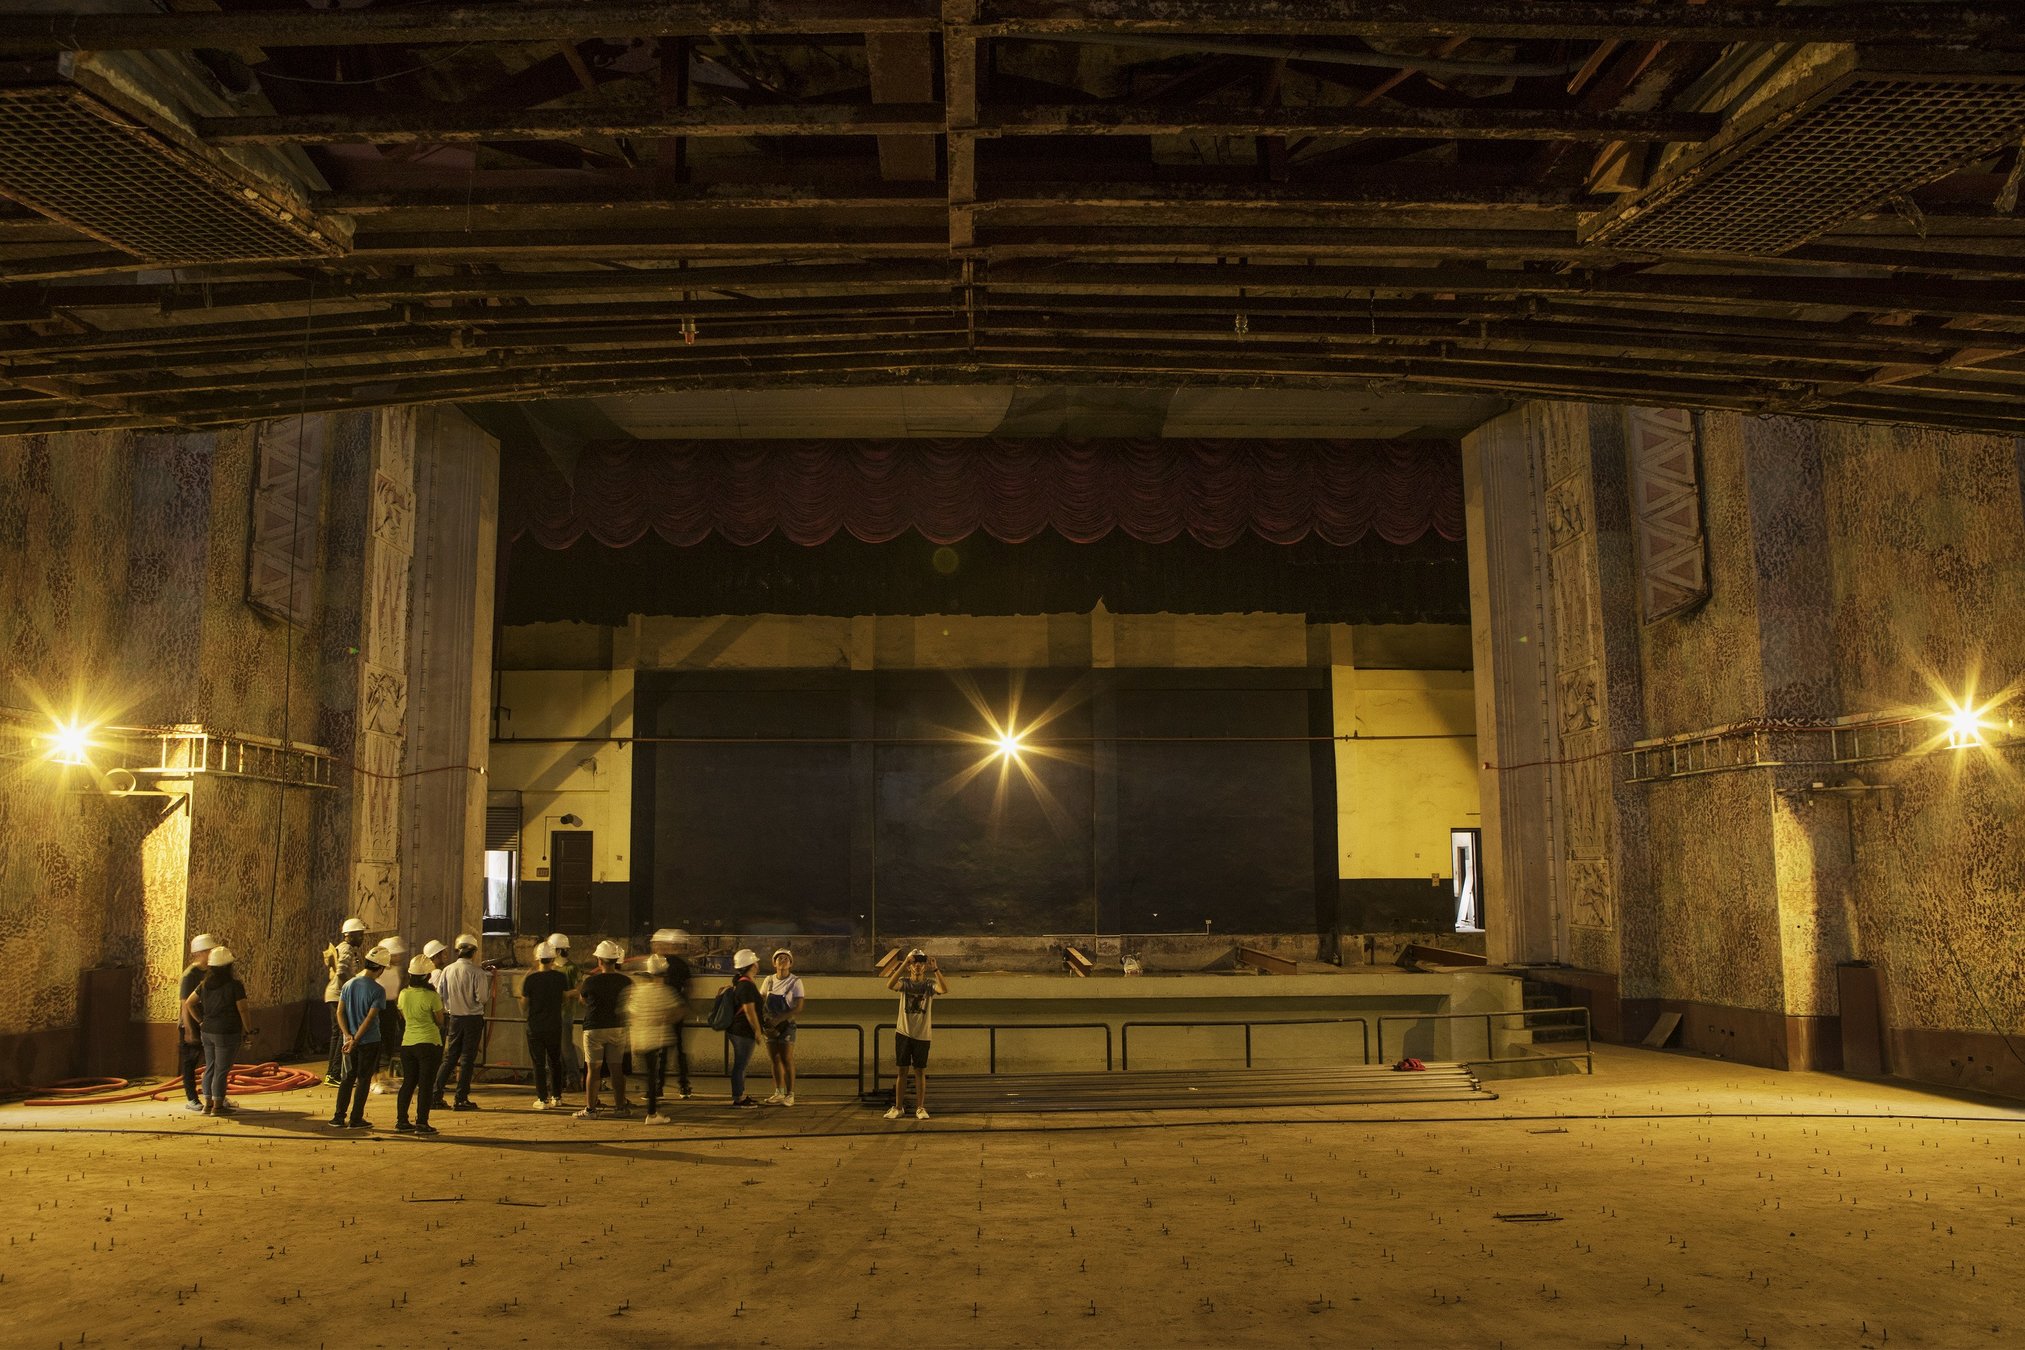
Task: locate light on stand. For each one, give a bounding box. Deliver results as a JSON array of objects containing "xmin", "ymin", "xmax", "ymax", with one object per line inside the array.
[
  {"xmin": 1940, "ymin": 701, "xmax": 1988, "ymax": 749},
  {"xmin": 44, "ymin": 718, "xmax": 93, "ymax": 766}
]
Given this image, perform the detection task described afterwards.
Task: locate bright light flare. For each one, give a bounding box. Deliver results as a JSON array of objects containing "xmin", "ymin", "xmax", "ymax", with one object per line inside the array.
[
  {"xmin": 996, "ymin": 731, "xmax": 1025, "ymax": 758},
  {"xmin": 1939, "ymin": 701, "xmax": 1989, "ymax": 749},
  {"xmin": 44, "ymin": 718, "xmax": 93, "ymax": 765}
]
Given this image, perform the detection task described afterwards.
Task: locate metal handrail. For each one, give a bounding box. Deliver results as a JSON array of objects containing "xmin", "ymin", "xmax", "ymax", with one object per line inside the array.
[
  {"xmin": 705, "ymin": 1022, "xmax": 868, "ymax": 1093},
  {"xmin": 1376, "ymin": 1006, "xmax": 1592, "ymax": 1073},
  {"xmin": 870, "ymin": 1021, "xmax": 1114, "ymax": 1090},
  {"xmin": 1119, "ymin": 1017, "xmax": 1371, "ymax": 1071}
]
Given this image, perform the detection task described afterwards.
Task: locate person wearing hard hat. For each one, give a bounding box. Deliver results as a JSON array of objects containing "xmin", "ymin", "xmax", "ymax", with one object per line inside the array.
[
  {"xmin": 547, "ymin": 932, "xmax": 582, "ymax": 1092},
  {"xmin": 724, "ymin": 949, "xmax": 766, "ymax": 1109},
  {"xmin": 574, "ymin": 939, "xmax": 633, "ymax": 1118},
  {"xmin": 321, "ymin": 917, "xmax": 369, "ymax": 1086},
  {"xmin": 420, "ymin": 938, "xmax": 451, "ymax": 988},
  {"xmin": 649, "ymin": 928, "xmax": 694, "ymax": 1100},
  {"xmin": 181, "ymin": 946, "xmax": 254, "ymax": 1118},
  {"xmin": 370, "ymin": 936, "xmax": 408, "ymax": 1096},
  {"xmin": 431, "ymin": 933, "xmax": 488, "ymax": 1112},
  {"xmin": 628, "ymin": 955, "xmax": 680, "ymax": 1125},
  {"xmin": 396, "ymin": 953, "xmax": 446, "ymax": 1135},
  {"xmin": 330, "ymin": 946, "xmax": 390, "ymax": 1131},
  {"xmin": 519, "ymin": 942, "xmax": 568, "ymax": 1110},
  {"xmin": 175, "ymin": 934, "xmax": 220, "ymax": 1114}
]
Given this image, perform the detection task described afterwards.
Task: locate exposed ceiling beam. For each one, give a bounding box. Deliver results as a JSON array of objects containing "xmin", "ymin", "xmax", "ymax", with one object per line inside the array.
[
  {"xmin": 198, "ymin": 102, "xmax": 1717, "ymax": 145},
  {"xmin": 2, "ymin": 2, "xmax": 2010, "ymax": 51},
  {"xmin": 0, "ymin": 3, "xmax": 941, "ymax": 52}
]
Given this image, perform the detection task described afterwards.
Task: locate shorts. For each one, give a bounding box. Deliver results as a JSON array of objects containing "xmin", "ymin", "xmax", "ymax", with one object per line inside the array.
[
  {"xmin": 766, "ymin": 1020, "xmax": 797, "ymax": 1045},
  {"xmin": 894, "ymin": 1033, "xmax": 931, "ymax": 1071},
  {"xmin": 580, "ymin": 1026, "xmax": 627, "ymax": 1063}
]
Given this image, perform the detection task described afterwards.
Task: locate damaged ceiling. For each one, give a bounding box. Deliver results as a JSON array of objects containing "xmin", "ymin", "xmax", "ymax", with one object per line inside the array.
[{"xmin": 0, "ymin": 1, "xmax": 2023, "ymax": 436}]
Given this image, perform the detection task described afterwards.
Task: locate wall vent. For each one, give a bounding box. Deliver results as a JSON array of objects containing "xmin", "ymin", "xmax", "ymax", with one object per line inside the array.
[
  {"xmin": 0, "ymin": 80, "xmax": 349, "ymax": 264},
  {"xmin": 1584, "ymin": 52, "xmax": 2025, "ymax": 258}
]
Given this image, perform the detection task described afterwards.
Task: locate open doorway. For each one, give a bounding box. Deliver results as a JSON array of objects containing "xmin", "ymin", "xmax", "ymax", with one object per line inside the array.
[{"xmin": 1451, "ymin": 827, "xmax": 1482, "ymax": 932}]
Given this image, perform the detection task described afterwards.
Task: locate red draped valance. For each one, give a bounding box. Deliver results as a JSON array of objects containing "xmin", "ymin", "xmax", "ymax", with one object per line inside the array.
[{"xmin": 503, "ymin": 439, "xmax": 1463, "ymax": 549}]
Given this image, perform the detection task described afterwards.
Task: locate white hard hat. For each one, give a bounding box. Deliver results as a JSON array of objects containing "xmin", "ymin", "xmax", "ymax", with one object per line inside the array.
[
  {"xmin": 546, "ymin": 932, "xmax": 571, "ymax": 950},
  {"xmin": 406, "ymin": 955, "xmax": 434, "ymax": 976},
  {"xmin": 189, "ymin": 933, "xmax": 218, "ymax": 953},
  {"xmin": 341, "ymin": 918, "xmax": 366, "ymax": 934},
  {"xmin": 650, "ymin": 928, "xmax": 680, "ymax": 944},
  {"xmin": 593, "ymin": 939, "xmax": 624, "ymax": 961},
  {"xmin": 383, "ymin": 935, "xmax": 408, "ymax": 953},
  {"xmin": 422, "ymin": 939, "xmax": 447, "ymax": 959},
  {"xmin": 732, "ymin": 948, "xmax": 759, "ymax": 970},
  {"xmin": 454, "ymin": 933, "xmax": 479, "ymax": 950},
  {"xmin": 363, "ymin": 946, "xmax": 390, "ymax": 968},
  {"xmin": 534, "ymin": 942, "xmax": 554, "ymax": 961},
  {"xmin": 644, "ymin": 954, "xmax": 669, "ymax": 975},
  {"xmin": 208, "ymin": 946, "xmax": 235, "ymax": 967}
]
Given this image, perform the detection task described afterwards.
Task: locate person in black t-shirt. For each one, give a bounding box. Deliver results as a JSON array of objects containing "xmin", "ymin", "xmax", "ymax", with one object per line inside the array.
[
  {"xmin": 574, "ymin": 940, "xmax": 633, "ymax": 1119},
  {"xmin": 724, "ymin": 948, "xmax": 765, "ymax": 1108},
  {"xmin": 650, "ymin": 928, "xmax": 694, "ymax": 1100},
  {"xmin": 182, "ymin": 947, "xmax": 255, "ymax": 1118},
  {"xmin": 519, "ymin": 943, "xmax": 569, "ymax": 1110}
]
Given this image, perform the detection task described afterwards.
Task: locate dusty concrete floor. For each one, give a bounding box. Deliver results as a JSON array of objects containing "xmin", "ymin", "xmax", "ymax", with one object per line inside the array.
[{"xmin": 4, "ymin": 1046, "xmax": 2021, "ymax": 1349}]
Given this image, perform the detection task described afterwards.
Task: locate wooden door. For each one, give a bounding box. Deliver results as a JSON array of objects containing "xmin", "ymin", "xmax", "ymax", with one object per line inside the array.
[{"xmin": 552, "ymin": 830, "xmax": 593, "ymax": 932}]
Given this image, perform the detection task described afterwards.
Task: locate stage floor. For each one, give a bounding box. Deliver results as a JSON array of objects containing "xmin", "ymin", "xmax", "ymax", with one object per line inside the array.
[{"xmin": 4, "ymin": 1045, "xmax": 2020, "ymax": 1348}]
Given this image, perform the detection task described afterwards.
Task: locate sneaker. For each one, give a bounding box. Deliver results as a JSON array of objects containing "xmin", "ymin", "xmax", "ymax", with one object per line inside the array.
[
  {"xmin": 763, "ymin": 1092, "xmax": 785, "ymax": 1105},
  {"xmin": 323, "ymin": 1075, "xmax": 341, "ymax": 1087},
  {"xmin": 732, "ymin": 1098, "xmax": 761, "ymax": 1110},
  {"xmin": 915, "ymin": 1107, "xmax": 930, "ymax": 1121},
  {"xmin": 396, "ymin": 1122, "xmax": 416, "ymax": 1133},
  {"xmin": 325, "ymin": 1118, "xmax": 346, "ymax": 1129},
  {"xmin": 608, "ymin": 1104, "xmax": 634, "ymax": 1118},
  {"xmin": 678, "ymin": 1088, "xmax": 692, "ymax": 1100},
  {"xmin": 415, "ymin": 1124, "xmax": 439, "ymax": 1136},
  {"xmin": 782, "ymin": 1094, "xmax": 795, "ymax": 1107},
  {"xmin": 428, "ymin": 1099, "xmax": 450, "ymax": 1112},
  {"xmin": 183, "ymin": 1100, "xmax": 204, "ymax": 1113},
  {"xmin": 531, "ymin": 1098, "xmax": 549, "ymax": 1112},
  {"xmin": 883, "ymin": 1106, "xmax": 902, "ymax": 1120},
  {"xmin": 216, "ymin": 1099, "xmax": 239, "ymax": 1113},
  {"xmin": 573, "ymin": 1107, "xmax": 600, "ymax": 1119},
  {"xmin": 547, "ymin": 1098, "xmax": 565, "ymax": 1110},
  {"xmin": 369, "ymin": 1082, "xmax": 388, "ymax": 1095},
  {"xmin": 643, "ymin": 1112, "xmax": 672, "ymax": 1125},
  {"xmin": 346, "ymin": 1121, "xmax": 370, "ymax": 1131},
  {"xmin": 452, "ymin": 1100, "xmax": 479, "ymax": 1112}
]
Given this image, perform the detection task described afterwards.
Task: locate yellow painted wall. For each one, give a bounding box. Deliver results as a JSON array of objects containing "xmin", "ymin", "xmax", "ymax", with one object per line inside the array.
[
  {"xmin": 492, "ymin": 668, "xmax": 633, "ymax": 883},
  {"xmin": 1334, "ymin": 668, "xmax": 1480, "ymax": 880}
]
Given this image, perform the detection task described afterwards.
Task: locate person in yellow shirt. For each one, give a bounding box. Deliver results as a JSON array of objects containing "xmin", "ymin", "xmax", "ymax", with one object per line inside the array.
[{"xmin": 397, "ymin": 955, "xmax": 447, "ymax": 1136}]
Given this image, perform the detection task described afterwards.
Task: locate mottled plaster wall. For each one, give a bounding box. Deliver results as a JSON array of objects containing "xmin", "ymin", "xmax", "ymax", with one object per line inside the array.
[{"xmin": 1807, "ymin": 422, "xmax": 2025, "ymax": 1071}]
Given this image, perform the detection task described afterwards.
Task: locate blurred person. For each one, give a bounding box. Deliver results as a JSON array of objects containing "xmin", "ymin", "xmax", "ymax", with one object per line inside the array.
[
  {"xmin": 175, "ymin": 934, "xmax": 219, "ymax": 1113},
  {"xmin": 183, "ymin": 946, "xmax": 254, "ymax": 1118},
  {"xmin": 519, "ymin": 942, "xmax": 568, "ymax": 1110},
  {"xmin": 884, "ymin": 949, "xmax": 946, "ymax": 1121},
  {"xmin": 548, "ymin": 932, "xmax": 583, "ymax": 1091},
  {"xmin": 321, "ymin": 917, "xmax": 368, "ymax": 1085},
  {"xmin": 431, "ymin": 933, "xmax": 487, "ymax": 1112},
  {"xmin": 396, "ymin": 954, "xmax": 446, "ymax": 1136},
  {"xmin": 574, "ymin": 940, "xmax": 632, "ymax": 1118},
  {"xmin": 759, "ymin": 948, "xmax": 805, "ymax": 1106},
  {"xmin": 628, "ymin": 955, "xmax": 679, "ymax": 1124},
  {"xmin": 649, "ymin": 928, "xmax": 693, "ymax": 1100},
  {"xmin": 330, "ymin": 946, "xmax": 388, "ymax": 1130}
]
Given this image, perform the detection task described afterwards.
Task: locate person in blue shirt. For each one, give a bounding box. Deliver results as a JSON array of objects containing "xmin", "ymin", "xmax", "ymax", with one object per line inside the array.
[{"xmin": 331, "ymin": 947, "xmax": 390, "ymax": 1130}]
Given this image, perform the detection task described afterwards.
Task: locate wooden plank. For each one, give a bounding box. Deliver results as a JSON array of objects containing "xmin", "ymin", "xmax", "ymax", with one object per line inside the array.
[{"xmin": 981, "ymin": 103, "xmax": 1717, "ymax": 142}]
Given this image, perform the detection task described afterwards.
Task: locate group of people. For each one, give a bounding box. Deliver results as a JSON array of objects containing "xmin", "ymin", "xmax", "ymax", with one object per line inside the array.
[{"xmin": 177, "ymin": 924, "xmax": 950, "ymax": 1129}]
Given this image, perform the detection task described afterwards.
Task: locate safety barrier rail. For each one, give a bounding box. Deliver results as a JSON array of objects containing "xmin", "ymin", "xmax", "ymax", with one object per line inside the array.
[
  {"xmin": 870, "ymin": 1022, "xmax": 1114, "ymax": 1090},
  {"xmin": 1376, "ymin": 1006, "xmax": 1592, "ymax": 1073},
  {"xmin": 711, "ymin": 1022, "xmax": 867, "ymax": 1092},
  {"xmin": 1119, "ymin": 1017, "xmax": 1371, "ymax": 1071}
]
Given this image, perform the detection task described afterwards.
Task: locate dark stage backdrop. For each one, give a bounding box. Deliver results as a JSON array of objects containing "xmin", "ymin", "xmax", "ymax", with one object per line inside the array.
[{"xmin": 631, "ymin": 669, "xmax": 1335, "ymax": 938}]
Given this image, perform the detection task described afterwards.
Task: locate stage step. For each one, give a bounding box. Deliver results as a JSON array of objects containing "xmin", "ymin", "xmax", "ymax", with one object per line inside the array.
[{"xmin": 863, "ymin": 1063, "xmax": 1495, "ymax": 1114}]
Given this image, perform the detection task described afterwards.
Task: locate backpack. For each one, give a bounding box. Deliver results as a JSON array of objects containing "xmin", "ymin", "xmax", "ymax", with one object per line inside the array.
[{"xmin": 707, "ymin": 982, "xmax": 741, "ymax": 1032}]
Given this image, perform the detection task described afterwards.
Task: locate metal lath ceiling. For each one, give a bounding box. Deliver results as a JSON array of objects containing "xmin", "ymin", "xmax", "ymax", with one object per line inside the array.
[
  {"xmin": 0, "ymin": 84, "xmax": 349, "ymax": 264},
  {"xmin": 1587, "ymin": 58, "xmax": 2025, "ymax": 256}
]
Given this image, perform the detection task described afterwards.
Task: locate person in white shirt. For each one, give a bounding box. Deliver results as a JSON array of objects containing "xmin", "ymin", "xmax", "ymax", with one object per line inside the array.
[
  {"xmin": 884, "ymin": 949, "xmax": 946, "ymax": 1121},
  {"xmin": 430, "ymin": 934, "xmax": 489, "ymax": 1111},
  {"xmin": 759, "ymin": 948, "xmax": 806, "ymax": 1106}
]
